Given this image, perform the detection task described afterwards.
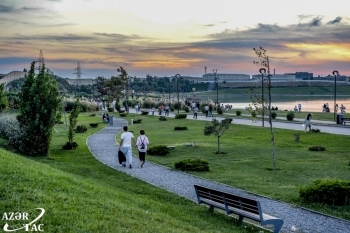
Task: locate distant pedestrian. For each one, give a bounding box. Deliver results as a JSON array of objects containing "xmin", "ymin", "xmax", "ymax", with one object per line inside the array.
[
  {"xmin": 151, "ymin": 107, "xmax": 155, "ymax": 115},
  {"xmin": 298, "ymin": 103, "xmax": 301, "ymax": 113},
  {"xmin": 204, "ymin": 104, "xmax": 209, "ymax": 117},
  {"xmin": 294, "ymin": 105, "xmax": 298, "ymax": 112},
  {"xmin": 193, "ymin": 106, "xmax": 198, "ymax": 119},
  {"xmin": 209, "ymin": 105, "xmax": 213, "ymax": 117},
  {"xmin": 136, "ymin": 129, "xmax": 149, "ymax": 168},
  {"xmin": 119, "ymin": 126, "xmax": 137, "ymax": 168},
  {"xmin": 165, "ymin": 104, "xmax": 170, "ymax": 116},
  {"xmin": 304, "ymin": 113, "xmax": 312, "ymax": 132}
]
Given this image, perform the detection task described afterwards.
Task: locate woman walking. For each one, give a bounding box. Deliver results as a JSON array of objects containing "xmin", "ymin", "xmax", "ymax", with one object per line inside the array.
[
  {"xmin": 304, "ymin": 113, "xmax": 312, "ymax": 132},
  {"xmin": 136, "ymin": 129, "xmax": 149, "ymax": 168}
]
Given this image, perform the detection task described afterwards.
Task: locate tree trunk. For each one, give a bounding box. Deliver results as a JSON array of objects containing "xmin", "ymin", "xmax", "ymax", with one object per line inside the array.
[
  {"xmin": 268, "ymin": 73, "xmax": 276, "ymax": 171},
  {"xmin": 217, "ymin": 135, "xmax": 220, "ymax": 153}
]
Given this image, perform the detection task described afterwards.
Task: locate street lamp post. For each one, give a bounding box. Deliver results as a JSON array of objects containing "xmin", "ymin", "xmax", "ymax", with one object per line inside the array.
[
  {"xmin": 175, "ymin": 74, "xmax": 181, "ymax": 114},
  {"xmin": 168, "ymin": 77, "xmax": 171, "ymax": 102},
  {"xmin": 213, "ymin": 69, "xmax": 219, "ymax": 107},
  {"xmin": 259, "ymin": 68, "xmax": 266, "ymax": 127},
  {"xmin": 333, "ymin": 70, "xmax": 339, "ymax": 122},
  {"xmin": 92, "ymin": 80, "xmax": 96, "ymax": 101}
]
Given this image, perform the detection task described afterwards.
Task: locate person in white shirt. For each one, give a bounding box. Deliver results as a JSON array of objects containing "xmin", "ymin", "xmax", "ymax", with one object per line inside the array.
[
  {"xmin": 136, "ymin": 129, "xmax": 150, "ymax": 168},
  {"xmin": 204, "ymin": 105, "xmax": 209, "ymax": 117},
  {"xmin": 119, "ymin": 126, "xmax": 137, "ymax": 168}
]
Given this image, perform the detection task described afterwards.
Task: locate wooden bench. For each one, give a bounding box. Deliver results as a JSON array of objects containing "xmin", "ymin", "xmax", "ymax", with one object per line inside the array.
[
  {"xmin": 343, "ymin": 118, "xmax": 350, "ymax": 125},
  {"xmin": 194, "ymin": 184, "xmax": 284, "ymax": 233}
]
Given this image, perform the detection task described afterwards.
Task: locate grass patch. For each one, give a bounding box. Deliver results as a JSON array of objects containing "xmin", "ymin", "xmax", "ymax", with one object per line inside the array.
[{"xmin": 0, "ymin": 112, "xmax": 261, "ymax": 233}]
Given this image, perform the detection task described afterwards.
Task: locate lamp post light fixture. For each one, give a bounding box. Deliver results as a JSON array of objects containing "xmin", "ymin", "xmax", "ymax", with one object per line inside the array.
[
  {"xmin": 333, "ymin": 70, "xmax": 339, "ymax": 122},
  {"xmin": 213, "ymin": 69, "xmax": 219, "ymax": 107},
  {"xmin": 175, "ymin": 74, "xmax": 181, "ymax": 114},
  {"xmin": 259, "ymin": 68, "xmax": 266, "ymax": 127}
]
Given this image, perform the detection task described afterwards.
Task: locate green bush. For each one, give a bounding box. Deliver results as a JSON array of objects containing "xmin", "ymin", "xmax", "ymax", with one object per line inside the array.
[
  {"xmin": 174, "ymin": 126, "xmax": 188, "ymax": 130},
  {"xmin": 299, "ymin": 179, "xmax": 350, "ymax": 206},
  {"xmin": 107, "ymin": 107, "xmax": 114, "ymax": 112},
  {"xmin": 174, "ymin": 158, "xmax": 209, "ymax": 172},
  {"xmin": 147, "ymin": 145, "xmax": 170, "ymax": 156},
  {"xmin": 311, "ymin": 128, "xmax": 320, "ymax": 133},
  {"xmin": 309, "ymin": 146, "xmax": 326, "ymax": 151},
  {"xmin": 134, "ymin": 119, "xmax": 142, "ymax": 124},
  {"xmin": 141, "ymin": 111, "xmax": 149, "ymax": 115},
  {"xmin": 236, "ymin": 110, "xmax": 242, "ymax": 116},
  {"xmin": 217, "ymin": 107, "xmax": 223, "ymax": 115},
  {"xmin": 286, "ymin": 112, "xmax": 295, "ymax": 121},
  {"xmin": 175, "ymin": 114, "xmax": 187, "ymax": 119},
  {"xmin": 184, "ymin": 106, "xmax": 190, "ymax": 112},
  {"xmin": 62, "ymin": 141, "xmax": 78, "ymax": 150},
  {"xmin": 89, "ymin": 123, "xmax": 98, "ymax": 128},
  {"xmin": 76, "ymin": 125, "xmax": 87, "ymax": 133},
  {"xmin": 271, "ymin": 112, "xmax": 277, "ymax": 119},
  {"xmin": 119, "ymin": 113, "xmax": 127, "ymax": 117},
  {"xmin": 159, "ymin": 116, "xmax": 167, "ymax": 121}
]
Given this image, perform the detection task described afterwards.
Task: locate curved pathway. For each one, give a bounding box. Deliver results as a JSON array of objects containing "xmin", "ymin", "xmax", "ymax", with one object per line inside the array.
[{"xmin": 87, "ymin": 116, "xmax": 350, "ymax": 233}]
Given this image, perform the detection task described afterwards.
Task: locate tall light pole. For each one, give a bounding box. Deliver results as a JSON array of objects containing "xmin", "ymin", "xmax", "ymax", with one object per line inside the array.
[
  {"xmin": 92, "ymin": 79, "xmax": 96, "ymax": 101},
  {"xmin": 259, "ymin": 68, "xmax": 266, "ymax": 127},
  {"xmin": 175, "ymin": 74, "xmax": 181, "ymax": 114},
  {"xmin": 213, "ymin": 69, "xmax": 219, "ymax": 107},
  {"xmin": 333, "ymin": 70, "xmax": 339, "ymax": 122},
  {"xmin": 168, "ymin": 77, "xmax": 171, "ymax": 102}
]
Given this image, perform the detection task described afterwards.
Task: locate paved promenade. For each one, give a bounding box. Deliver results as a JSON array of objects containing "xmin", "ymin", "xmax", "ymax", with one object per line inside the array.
[{"xmin": 87, "ymin": 113, "xmax": 350, "ymax": 233}]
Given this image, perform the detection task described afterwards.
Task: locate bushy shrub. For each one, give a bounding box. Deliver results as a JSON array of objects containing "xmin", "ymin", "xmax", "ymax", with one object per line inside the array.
[
  {"xmin": 76, "ymin": 125, "xmax": 87, "ymax": 133},
  {"xmin": 174, "ymin": 126, "xmax": 188, "ymax": 130},
  {"xmin": 141, "ymin": 111, "xmax": 149, "ymax": 115},
  {"xmin": 147, "ymin": 145, "xmax": 170, "ymax": 156},
  {"xmin": 62, "ymin": 141, "xmax": 78, "ymax": 150},
  {"xmin": 134, "ymin": 119, "xmax": 142, "ymax": 124},
  {"xmin": 286, "ymin": 112, "xmax": 295, "ymax": 121},
  {"xmin": 90, "ymin": 123, "xmax": 98, "ymax": 128},
  {"xmin": 311, "ymin": 129, "xmax": 320, "ymax": 133},
  {"xmin": 170, "ymin": 106, "xmax": 175, "ymax": 111},
  {"xmin": 184, "ymin": 106, "xmax": 189, "ymax": 112},
  {"xmin": 115, "ymin": 102, "xmax": 121, "ymax": 112},
  {"xmin": 119, "ymin": 113, "xmax": 127, "ymax": 117},
  {"xmin": 159, "ymin": 116, "xmax": 167, "ymax": 121},
  {"xmin": 217, "ymin": 107, "xmax": 223, "ymax": 115},
  {"xmin": 271, "ymin": 112, "xmax": 277, "ymax": 119},
  {"xmin": 299, "ymin": 179, "xmax": 350, "ymax": 205},
  {"xmin": 175, "ymin": 114, "xmax": 187, "ymax": 119},
  {"xmin": 226, "ymin": 118, "xmax": 233, "ymax": 123},
  {"xmin": 309, "ymin": 146, "xmax": 326, "ymax": 151},
  {"xmin": 107, "ymin": 107, "xmax": 114, "ymax": 112},
  {"xmin": 0, "ymin": 115, "xmax": 23, "ymax": 148},
  {"xmin": 174, "ymin": 158, "xmax": 209, "ymax": 172},
  {"xmin": 236, "ymin": 110, "xmax": 242, "ymax": 116}
]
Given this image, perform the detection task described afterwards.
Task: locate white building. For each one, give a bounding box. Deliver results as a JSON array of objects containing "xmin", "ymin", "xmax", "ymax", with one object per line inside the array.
[
  {"xmin": 202, "ymin": 73, "xmax": 251, "ymax": 83},
  {"xmin": 251, "ymin": 73, "xmax": 296, "ymax": 81}
]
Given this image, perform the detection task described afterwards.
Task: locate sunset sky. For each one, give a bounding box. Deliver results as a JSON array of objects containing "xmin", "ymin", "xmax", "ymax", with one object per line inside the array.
[{"xmin": 1, "ymin": 0, "xmax": 350, "ymax": 79}]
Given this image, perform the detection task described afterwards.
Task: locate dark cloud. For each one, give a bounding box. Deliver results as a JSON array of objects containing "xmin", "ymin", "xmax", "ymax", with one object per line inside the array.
[
  {"xmin": 328, "ymin": 16, "xmax": 342, "ymax": 24},
  {"xmin": 93, "ymin": 33, "xmax": 149, "ymax": 40},
  {"xmin": 309, "ymin": 16, "xmax": 323, "ymax": 26},
  {"xmin": 0, "ymin": 4, "xmax": 15, "ymax": 12}
]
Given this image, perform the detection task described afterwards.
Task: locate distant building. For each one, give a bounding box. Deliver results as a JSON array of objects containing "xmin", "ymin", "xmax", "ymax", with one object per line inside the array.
[
  {"xmin": 252, "ymin": 73, "xmax": 296, "ymax": 81},
  {"xmin": 0, "ymin": 71, "xmax": 27, "ymax": 86},
  {"xmin": 202, "ymin": 73, "xmax": 250, "ymax": 83},
  {"xmin": 284, "ymin": 72, "xmax": 313, "ymax": 80},
  {"xmin": 65, "ymin": 78, "xmax": 96, "ymax": 86}
]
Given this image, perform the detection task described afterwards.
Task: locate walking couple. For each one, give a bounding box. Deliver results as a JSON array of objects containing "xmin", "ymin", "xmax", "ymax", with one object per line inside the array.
[{"xmin": 119, "ymin": 126, "xmax": 149, "ymax": 168}]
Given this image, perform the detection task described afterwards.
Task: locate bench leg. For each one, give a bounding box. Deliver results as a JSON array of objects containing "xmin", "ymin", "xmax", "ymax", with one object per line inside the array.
[
  {"xmin": 209, "ymin": 205, "xmax": 214, "ymax": 213},
  {"xmin": 238, "ymin": 215, "xmax": 244, "ymax": 222},
  {"xmin": 263, "ymin": 219, "xmax": 284, "ymax": 233}
]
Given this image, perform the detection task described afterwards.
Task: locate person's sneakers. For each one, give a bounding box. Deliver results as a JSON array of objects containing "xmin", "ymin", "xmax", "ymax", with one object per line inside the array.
[
  {"xmin": 122, "ymin": 163, "xmax": 126, "ymax": 167},
  {"xmin": 129, "ymin": 164, "xmax": 132, "ymax": 169},
  {"xmin": 141, "ymin": 162, "xmax": 145, "ymax": 168}
]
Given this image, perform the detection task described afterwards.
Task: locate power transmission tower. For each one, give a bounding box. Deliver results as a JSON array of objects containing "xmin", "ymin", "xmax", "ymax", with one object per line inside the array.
[
  {"xmin": 73, "ymin": 62, "xmax": 84, "ymax": 85},
  {"xmin": 36, "ymin": 50, "xmax": 45, "ymax": 72}
]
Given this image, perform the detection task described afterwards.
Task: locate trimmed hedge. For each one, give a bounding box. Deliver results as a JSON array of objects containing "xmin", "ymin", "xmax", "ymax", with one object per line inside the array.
[
  {"xmin": 133, "ymin": 119, "xmax": 142, "ymax": 124},
  {"xmin": 141, "ymin": 111, "xmax": 149, "ymax": 115},
  {"xmin": 159, "ymin": 116, "xmax": 167, "ymax": 121},
  {"xmin": 76, "ymin": 125, "xmax": 87, "ymax": 133},
  {"xmin": 147, "ymin": 145, "xmax": 170, "ymax": 156},
  {"xmin": 271, "ymin": 112, "xmax": 277, "ymax": 119},
  {"xmin": 299, "ymin": 179, "xmax": 350, "ymax": 206},
  {"xmin": 174, "ymin": 158, "xmax": 209, "ymax": 172},
  {"xmin": 236, "ymin": 110, "xmax": 242, "ymax": 116},
  {"xmin": 90, "ymin": 123, "xmax": 98, "ymax": 128},
  {"xmin": 174, "ymin": 126, "xmax": 188, "ymax": 130},
  {"xmin": 175, "ymin": 114, "xmax": 187, "ymax": 119},
  {"xmin": 309, "ymin": 146, "xmax": 326, "ymax": 151},
  {"xmin": 286, "ymin": 112, "xmax": 295, "ymax": 121}
]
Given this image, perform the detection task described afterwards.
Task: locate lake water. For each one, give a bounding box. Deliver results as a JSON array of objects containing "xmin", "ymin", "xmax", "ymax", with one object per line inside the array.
[{"xmin": 196, "ymin": 94, "xmax": 350, "ymax": 112}]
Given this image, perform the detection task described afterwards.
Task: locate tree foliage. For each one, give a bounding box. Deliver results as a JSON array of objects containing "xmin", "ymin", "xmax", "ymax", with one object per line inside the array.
[
  {"xmin": 0, "ymin": 83, "xmax": 8, "ymax": 112},
  {"xmin": 204, "ymin": 118, "xmax": 231, "ymax": 153},
  {"xmin": 17, "ymin": 62, "xmax": 61, "ymax": 156}
]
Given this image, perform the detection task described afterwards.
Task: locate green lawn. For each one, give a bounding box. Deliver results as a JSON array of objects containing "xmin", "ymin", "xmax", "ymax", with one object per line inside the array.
[
  {"xmin": 119, "ymin": 113, "xmax": 350, "ymax": 220},
  {"xmin": 0, "ymin": 112, "xmax": 263, "ymax": 233}
]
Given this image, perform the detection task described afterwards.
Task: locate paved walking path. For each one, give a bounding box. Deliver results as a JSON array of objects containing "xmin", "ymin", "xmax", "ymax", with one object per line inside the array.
[{"xmin": 87, "ymin": 113, "xmax": 350, "ymax": 233}]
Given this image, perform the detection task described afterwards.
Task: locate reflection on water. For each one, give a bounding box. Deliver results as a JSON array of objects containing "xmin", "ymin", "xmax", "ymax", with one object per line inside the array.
[
  {"xmin": 223, "ymin": 99, "xmax": 350, "ymax": 112},
  {"xmin": 196, "ymin": 93, "xmax": 350, "ymax": 112}
]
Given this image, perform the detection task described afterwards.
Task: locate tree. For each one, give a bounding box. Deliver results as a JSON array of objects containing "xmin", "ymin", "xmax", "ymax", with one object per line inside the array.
[
  {"xmin": 17, "ymin": 62, "xmax": 61, "ymax": 156},
  {"xmin": 204, "ymin": 118, "xmax": 231, "ymax": 154},
  {"xmin": 0, "ymin": 83, "xmax": 8, "ymax": 113},
  {"xmin": 252, "ymin": 47, "xmax": 277, "ymax": 171},
  {"xmin": 66, "ymin": 98, "xmax": 81, "ymax": 149}
]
